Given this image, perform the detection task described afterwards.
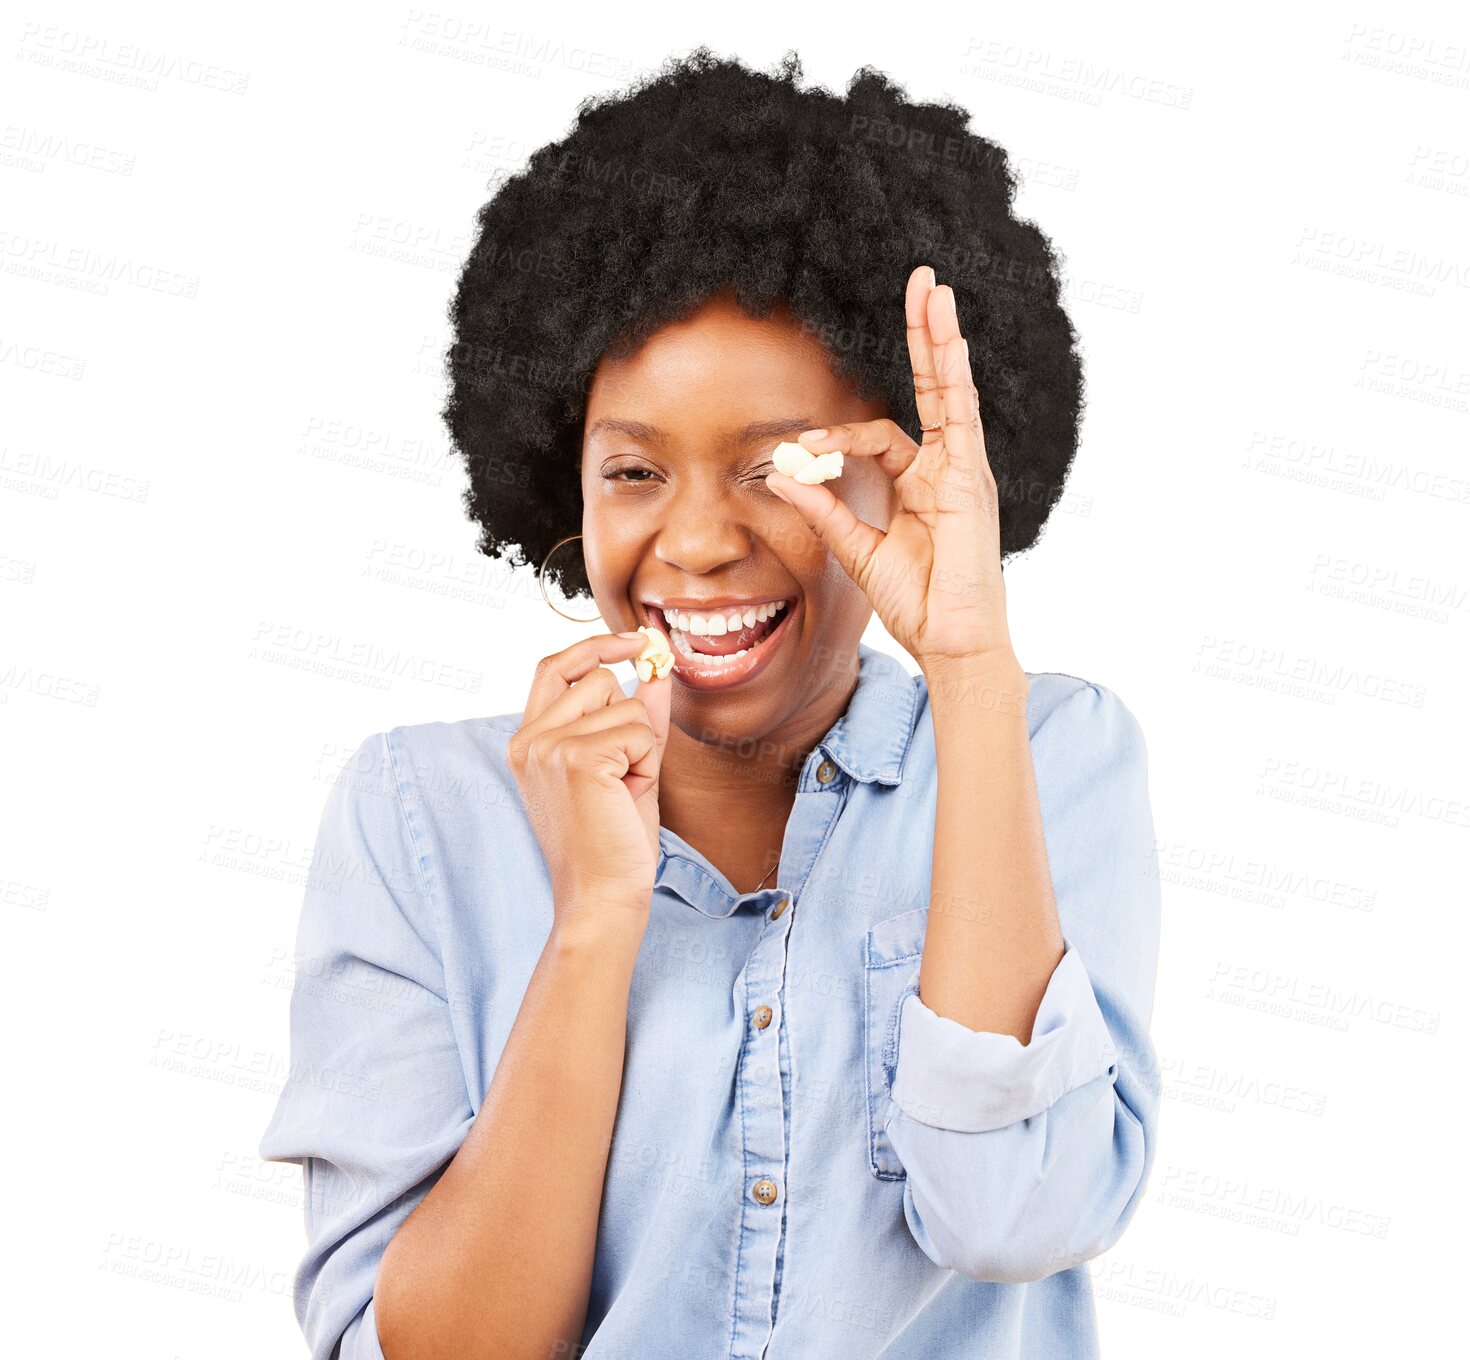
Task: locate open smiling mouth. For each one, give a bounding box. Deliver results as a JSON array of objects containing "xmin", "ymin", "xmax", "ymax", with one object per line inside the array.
[{"xmin": 645, "ymin": 597, "xmax": 798, "ymax": 691}]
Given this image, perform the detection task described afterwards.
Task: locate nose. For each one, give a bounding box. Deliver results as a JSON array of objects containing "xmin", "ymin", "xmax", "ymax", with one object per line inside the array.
[
  {"xmin": 653, "ymin": 482, "xmax": 756, "ymax": 577},
  {"xmin": 654, "ymin": 515, "xmax": 753, "ymax": 575}
]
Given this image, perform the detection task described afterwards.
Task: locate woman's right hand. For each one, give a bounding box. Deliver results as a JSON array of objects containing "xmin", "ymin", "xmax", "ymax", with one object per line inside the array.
[{"xmin": 507, "ymin": 632, "xmax": 672, "ymax": 935}]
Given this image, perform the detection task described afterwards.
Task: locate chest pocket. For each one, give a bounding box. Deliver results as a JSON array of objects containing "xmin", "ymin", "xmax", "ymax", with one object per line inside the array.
[{"xmin": 862, "ymin": 906, "xmax": 929, "ymax": 1180}]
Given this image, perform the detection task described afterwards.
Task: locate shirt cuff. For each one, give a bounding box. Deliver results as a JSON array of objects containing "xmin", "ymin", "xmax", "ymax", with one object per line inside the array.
[{"xmin": 888, "ymin": 940, "xmax": 1118, "ymax": 1133}]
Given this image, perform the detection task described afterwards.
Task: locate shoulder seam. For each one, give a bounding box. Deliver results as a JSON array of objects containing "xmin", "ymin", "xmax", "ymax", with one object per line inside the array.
[
  {"xmin": 1029, "ymin": 669, "xmax": 1103, "ymax": 694},
  {"xmin": 1042, "ymin": 677, "xmax": 1149, "ymax": 768}
]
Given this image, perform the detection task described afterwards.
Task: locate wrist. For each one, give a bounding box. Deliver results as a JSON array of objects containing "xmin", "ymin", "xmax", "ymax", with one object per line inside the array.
[
  {"xmin": 548, "ymin": 907, "xmax": 649, "ymax": 958},
  {"xmin": 922, "ymin": 651, "xmax": 1030, "ymax": 719}
]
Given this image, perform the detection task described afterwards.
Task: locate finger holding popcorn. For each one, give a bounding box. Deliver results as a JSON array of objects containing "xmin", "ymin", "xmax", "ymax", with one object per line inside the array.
[
  {"xmin": 788, "ymin": 421, "xmax": 923, "ymax": 486},
  {"xmin": 763, "ymin": 420, "xmax": 926, "ymax": 601}
]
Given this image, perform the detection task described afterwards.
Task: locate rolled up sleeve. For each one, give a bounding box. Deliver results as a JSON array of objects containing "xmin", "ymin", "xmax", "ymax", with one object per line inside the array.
[
  {"xmin": 258, "ymin": 731, "xmax": 474, "ymax": 1360},
  {"xmin": 890, "ymin": 940, "xmax": 1118, "ymax": 1132},
  {"xmin": 885, "ymin": 682, "xmax": 1163, "ymax": 1285}
]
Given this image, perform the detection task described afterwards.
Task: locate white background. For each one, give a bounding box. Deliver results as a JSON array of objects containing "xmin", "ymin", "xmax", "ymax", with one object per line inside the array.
[{"xmin": 3, "ymin": 2, "xmax": 1466, "ymax": 1355}]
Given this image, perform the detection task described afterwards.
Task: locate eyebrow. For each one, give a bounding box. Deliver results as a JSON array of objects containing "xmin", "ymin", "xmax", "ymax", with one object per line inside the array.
[{"xmin": 586, "ymin": 416, "xmax": 817, "ymax": 446}]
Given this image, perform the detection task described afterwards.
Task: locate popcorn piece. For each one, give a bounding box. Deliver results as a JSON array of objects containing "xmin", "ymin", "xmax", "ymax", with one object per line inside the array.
[
  {"xmin": 795, "ymin": 450, "xmax": 844, "ymax": 485},
  {"xmin": 771, "ymin": 440, "xmax": 843, "ymax": 485},
  {"xmin": 634, "ymin": 624, "xmax": 674, "ymax": 682}
]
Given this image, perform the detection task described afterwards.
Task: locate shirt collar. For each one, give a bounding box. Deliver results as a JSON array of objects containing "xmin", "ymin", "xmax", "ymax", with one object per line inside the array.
[
  {"xmin": 642, "ymin": 643, "xmax": 922, "ymax": 917},
  {"xmin": 814, "ymin": 642, "xmax": 921, "ymax": 787}
]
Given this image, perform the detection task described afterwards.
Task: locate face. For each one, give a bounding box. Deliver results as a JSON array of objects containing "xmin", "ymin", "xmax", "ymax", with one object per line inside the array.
[{"xmin": 580, "ymin": 289, "xmax": 894, "ymax": 747}]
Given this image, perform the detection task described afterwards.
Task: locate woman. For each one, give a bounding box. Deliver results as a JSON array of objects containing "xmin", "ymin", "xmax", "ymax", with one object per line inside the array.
[{"xmin": 260, "ymin": 48, "xmax": 1161, "ymax": 1360}]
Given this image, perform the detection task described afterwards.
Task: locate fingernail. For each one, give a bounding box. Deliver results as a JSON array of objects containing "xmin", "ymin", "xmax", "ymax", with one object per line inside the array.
[
  {"xmin": 925, "ymin": 266, "xmax": 936, "ymax": 288},
  {"xmin": 616, "ymin": 630, "xmax": 643, "ymax": 638},
  {"xmin": 798, "ymin": 428, "xmax": 827, "ymax": 443}
]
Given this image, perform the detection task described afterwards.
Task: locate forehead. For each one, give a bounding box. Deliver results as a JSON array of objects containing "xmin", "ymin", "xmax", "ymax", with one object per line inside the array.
[{"xmin": 584, "ymin": 292, "xmax": 853, "ymax": 434}]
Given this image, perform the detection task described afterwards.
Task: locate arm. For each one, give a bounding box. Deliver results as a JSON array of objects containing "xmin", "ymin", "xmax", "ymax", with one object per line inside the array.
[
  {"xmin": 918, "ymin": 652, "xmax": 1061, "ymax": 1040},
  {"xmin": 376, "ymin": 918, "xmax": 642, "ymax": 1360},
  {"xmin": 259, "ymin": 731, "xmax": 642, "ymax": 1360},
  {"xmin": 884, "ymin": 680, "xmax": 1162, "ymax": 1283}
]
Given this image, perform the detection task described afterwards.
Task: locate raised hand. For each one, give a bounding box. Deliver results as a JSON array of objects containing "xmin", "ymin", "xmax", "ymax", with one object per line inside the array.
[
  {"xmin": 506, "ymin": 633, "xmax": 672, "ymax": 934},
  {"xmin": 764, "ymin": 265, "xmax": 1016, "ymax": 674}
]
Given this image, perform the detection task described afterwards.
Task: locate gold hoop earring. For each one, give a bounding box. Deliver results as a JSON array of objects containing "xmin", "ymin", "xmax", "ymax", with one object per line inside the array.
[{"xmin": 538, "ymin": 534, "xmax": 602, "ymax": 623}]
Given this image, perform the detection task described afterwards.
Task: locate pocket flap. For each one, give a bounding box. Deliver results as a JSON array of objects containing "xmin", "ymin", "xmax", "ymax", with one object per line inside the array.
[{"xmin": 864, "ymin": 905, "xmax": 928, "ymax": 967}]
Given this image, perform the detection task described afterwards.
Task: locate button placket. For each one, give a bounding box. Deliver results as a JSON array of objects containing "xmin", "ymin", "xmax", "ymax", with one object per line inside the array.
[
  {"xmin": 732, "ymin": 759, "xmax": 846, "ymax": 1354},
  {"xmin": 727, "ymin": 889, "xmax": 794, "ymax": 1358}
]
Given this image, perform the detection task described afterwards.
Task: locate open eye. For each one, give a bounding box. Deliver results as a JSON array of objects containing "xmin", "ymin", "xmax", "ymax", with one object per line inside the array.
[{"xmin": 603, "ymin": 466, "xmax": 659, "ymax": 484}]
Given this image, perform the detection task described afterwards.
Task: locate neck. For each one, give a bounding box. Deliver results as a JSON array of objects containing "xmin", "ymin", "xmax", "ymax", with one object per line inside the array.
[
  {"xmin": 657, "ymin": 662, "xmax": 860, "ymax": 891},
  {"xmin": 659, "ymin": 724, "xmax": 802, "ymax": 819}
]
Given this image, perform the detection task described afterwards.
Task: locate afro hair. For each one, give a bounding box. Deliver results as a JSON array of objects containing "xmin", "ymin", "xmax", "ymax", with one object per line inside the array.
[{"xmin": 441, "ymin": 46, "xmax": 1085, "ymax": 600}]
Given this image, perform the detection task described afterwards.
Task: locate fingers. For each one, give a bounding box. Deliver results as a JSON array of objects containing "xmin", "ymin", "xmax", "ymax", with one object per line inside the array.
[
  {"xmin": 516, "ymin": 695, "xmax": 660, "ymax": 792},
  {"xmin": 763, "ymin": 470, "xmax": 885, "ymax": 591},
  {"xmin": 628, "ymin": 668, "xmax": 671, "ymax": 802},
  {"xmin": 792, "ymin": 417, "xmax": 935, "ymax": 522},
  {"xmin": 905, "ymin": 265, "xmax": 944, "ymax": 508},
  {"xmin": 924, "ymin": 280, "xmax": 993, "ymax": 504},
  {"xmin": 767, "ymin": 349, "xmax": 930, "ymax": 583},
  {"xmin": 524, "ymin": 633, "xmax": 646, "ymax": 723},
  {"xmin": 556, "ymin": 721, "xmax": 658, "ymax": 787},
  {"xmin": 539, "ymin": 693, "xmax": 650, "ymax": 741},
  {"xmin": 511, "ymin": 667, "xmax": 620, "ymax": 775},
  {"xmin": 906, "ymin": 264, "xmax": 943, "ymax": 435},
  {"xmin": 794, "ymin": 420, "xmax": 920, "ymax": 482},
  {"xmin": 516, "ymin": 634, "xmax": 673, "ymax": 804}
]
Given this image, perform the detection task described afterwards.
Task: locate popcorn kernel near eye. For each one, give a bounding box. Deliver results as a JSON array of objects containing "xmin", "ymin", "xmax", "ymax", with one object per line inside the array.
[
  {"xmin": 795, "ymin": 451, "xmax": 844, "ymax": 485},
  {"xmin": 634, "ymin": 625, "xmax": 674, "ymax": 682},
  {"xmin": 771, "ymin": 440, "xmax": 843, "ymax": 484}
]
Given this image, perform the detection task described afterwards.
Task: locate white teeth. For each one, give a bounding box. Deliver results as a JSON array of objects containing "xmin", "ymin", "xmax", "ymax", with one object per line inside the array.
[
  {"xmin": 660, "ymin": 599, "xmax": 789, "ymax": 636},
  {"xmin": 662, "ymin": 599, "xmax": 797, "ymax": 671},
  {"xmin": 673, "ymin": 643, "xmax": 752, "ymax": 670}
]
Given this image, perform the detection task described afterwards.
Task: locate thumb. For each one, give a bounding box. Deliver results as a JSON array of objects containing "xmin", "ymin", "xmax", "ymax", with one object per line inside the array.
[
  {"xmin": 765, "ymin": 471, "xmax": 884, "ymax": 590},
  {"xmin": 625, "ymin": 670, "xmax": 671, "ymax": 803}
]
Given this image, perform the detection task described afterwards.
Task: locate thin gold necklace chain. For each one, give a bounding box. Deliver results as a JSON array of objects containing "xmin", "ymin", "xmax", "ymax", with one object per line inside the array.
[{"xmin": 753, "ymin": 858, "xmax": 779, "ymax": 893}]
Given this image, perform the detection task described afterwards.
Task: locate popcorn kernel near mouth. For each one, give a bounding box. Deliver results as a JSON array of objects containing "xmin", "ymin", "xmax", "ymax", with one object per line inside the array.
[
  {"xmin": 772, "ymin": 440, "xmax": 843, "ymax": 485},
  {"xmin": 634, "ymin": 624, "xmax": 674, "ymax": 682}
]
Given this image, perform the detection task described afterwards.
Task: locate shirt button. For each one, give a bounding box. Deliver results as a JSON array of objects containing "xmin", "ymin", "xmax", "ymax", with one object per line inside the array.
[
  {"xmin": 770, "ymin": 897, "xmax": 789, "ymax": 920},
  {"xmin": 752, "ymin": 1178, "xmax": 779, "ymax": 1205},
  {"xmin": 753, "ymin": 1005, "xmax": 773, "ymax": 1030},
  {"xmin": 816, "ymin": 759, "xmax": 837, "ymax": 784}
]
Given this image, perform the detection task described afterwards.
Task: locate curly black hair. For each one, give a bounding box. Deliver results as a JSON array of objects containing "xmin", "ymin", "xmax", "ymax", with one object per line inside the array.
[{"xmin": 441, "ymin": 46, "xmax": 1085, "ymax": 600}]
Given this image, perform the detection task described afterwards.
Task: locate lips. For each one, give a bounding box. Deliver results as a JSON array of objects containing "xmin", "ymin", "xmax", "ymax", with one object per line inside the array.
[{"xmin": 646, "ymin": 599, "xmax": 798, "ymax": 691}]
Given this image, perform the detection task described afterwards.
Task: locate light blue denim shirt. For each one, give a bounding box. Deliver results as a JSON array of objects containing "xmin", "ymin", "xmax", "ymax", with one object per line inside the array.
[{"xmin": 259, "ymin": 642, "xmax": 1162, "ymax": 1359}]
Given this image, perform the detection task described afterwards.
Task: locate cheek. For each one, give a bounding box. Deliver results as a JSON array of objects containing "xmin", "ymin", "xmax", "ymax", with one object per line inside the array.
[
  {"xmin": 768, "ymin": 515, "xmax": 869, "ymax": 624},
  {"xmin": 581, "ymin": 505, "xmax": 641, "ymax": 589},
  {"xmin": 758, "ymin": 503, "xmax": 825, "ymax": 585}
]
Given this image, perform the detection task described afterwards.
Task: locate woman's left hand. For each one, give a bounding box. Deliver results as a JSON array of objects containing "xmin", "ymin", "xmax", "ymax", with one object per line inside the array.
[{"xmin": 765, "ymin": 265, "xmax": 1017, "ymax": 677}]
